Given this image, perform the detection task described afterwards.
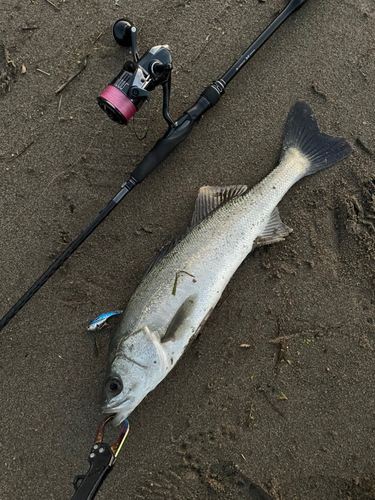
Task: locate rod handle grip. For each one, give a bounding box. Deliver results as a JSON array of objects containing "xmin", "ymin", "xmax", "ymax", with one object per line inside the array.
[
  {"xmin": 131, "ymin": 115, "xmax": 195, "ymax": 183},
  {"xmin": 131, "ymin": 84, "xmax": 223, "ymax": 183}
]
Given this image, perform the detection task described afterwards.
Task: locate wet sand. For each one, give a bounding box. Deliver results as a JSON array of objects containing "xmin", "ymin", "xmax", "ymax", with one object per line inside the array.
[{"xmin": 1, "ymin": 1, "xmax": 375, "ymax": 498}]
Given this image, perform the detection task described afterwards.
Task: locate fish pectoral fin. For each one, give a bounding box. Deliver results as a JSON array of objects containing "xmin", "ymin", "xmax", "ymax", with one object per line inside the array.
[
  {"xmin": 254, "ymin": 207, "xmax": 293, "ymax": 247},
  {"xmin": 190, "ymin": 185, "xmax": 248, "ymax": 228},
  {"xmin": 161, "ymin": 295, "xmax": 198, "ymax": 344}
]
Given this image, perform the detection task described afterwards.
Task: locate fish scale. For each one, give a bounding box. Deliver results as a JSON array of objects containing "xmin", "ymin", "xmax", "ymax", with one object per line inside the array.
[
  {"xmin": 119, "ymin": 149, "xmax": 308, "ymax": 337},
  {"xmin": 103, "ymin": 101, "xmax": 353, "ymax": 425}
]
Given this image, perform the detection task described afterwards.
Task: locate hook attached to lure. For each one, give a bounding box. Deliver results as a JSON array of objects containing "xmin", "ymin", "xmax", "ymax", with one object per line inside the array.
[
  {"xmin": 87, "ymin": 310, "xmax": 123, "ymax": 331},
  {"xmin": 71, "ymin": 415, "xmax": 129, "ymax": 500},
  {"xmin": 0, "ymin": 0, "xmax": 310, "ymax": 335}
]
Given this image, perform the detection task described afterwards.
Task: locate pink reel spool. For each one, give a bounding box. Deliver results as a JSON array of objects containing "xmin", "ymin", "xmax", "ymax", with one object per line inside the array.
[{"xmin": 98, "ymin": 85, "xmax": 137, "ymax": 124}]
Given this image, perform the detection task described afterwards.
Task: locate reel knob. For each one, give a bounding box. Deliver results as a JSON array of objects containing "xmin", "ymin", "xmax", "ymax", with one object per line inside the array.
[{"xmin": 112, "ymin": 18, "xmax": 134, "ymax": 47}]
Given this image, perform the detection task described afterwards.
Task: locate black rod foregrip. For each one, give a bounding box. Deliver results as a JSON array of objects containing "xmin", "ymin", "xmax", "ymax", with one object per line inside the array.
[
  {"xmin": 131, "ymin": 86, "xmax": 221, "ymax": 183},
  {"xmin": 131, "ymin": 117, "xmax": 195, "ymax": 183}
]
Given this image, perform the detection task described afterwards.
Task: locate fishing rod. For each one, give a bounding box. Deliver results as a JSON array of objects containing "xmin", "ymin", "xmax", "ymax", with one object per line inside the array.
[{"xmin": 0, "ymin": 0, "xmax": 309, "ymax": 333}]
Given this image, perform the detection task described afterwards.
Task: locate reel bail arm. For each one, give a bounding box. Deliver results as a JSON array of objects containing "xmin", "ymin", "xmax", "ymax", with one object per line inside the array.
[
  {"xmin": 129, "ymin": 79, "xmax": 224, "ymax": 185},
  {"xmin": 0, "ymin": 0, "xmax": 310, "ymax": 333},
  {"xmin": 98, "ymin": 17, "xmax": 174, "ymax": 126}
]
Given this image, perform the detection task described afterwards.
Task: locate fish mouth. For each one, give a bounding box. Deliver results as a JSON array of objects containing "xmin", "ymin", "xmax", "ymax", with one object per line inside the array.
[
  {"xmin": 102, "ymin": 396, "xmax": 137, "ymax": 424},
  {"xmin": 104, "ymin": 396, "xmax": 130, "ymax": 411},
  {"xmin": 105, "ymin": 407, "xmax": 130, "ymax": 426}
]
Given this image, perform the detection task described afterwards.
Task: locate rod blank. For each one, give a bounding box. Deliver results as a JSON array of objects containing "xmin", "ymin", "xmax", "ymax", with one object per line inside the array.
[{"xmin": 0, "ymin": 0, "xmax": 310, "ymax": 332}]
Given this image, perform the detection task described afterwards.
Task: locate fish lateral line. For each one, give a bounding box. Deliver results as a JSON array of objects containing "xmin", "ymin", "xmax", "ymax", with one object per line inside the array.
[{"xmin": 103, "ymin": 100, "xmax": 353, "ymax": 426}]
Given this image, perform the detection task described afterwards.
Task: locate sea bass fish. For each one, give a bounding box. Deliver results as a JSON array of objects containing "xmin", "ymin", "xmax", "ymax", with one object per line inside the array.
[{"xmin": 103, "ymin": 101, "xmax": 352, "ymax": 424}]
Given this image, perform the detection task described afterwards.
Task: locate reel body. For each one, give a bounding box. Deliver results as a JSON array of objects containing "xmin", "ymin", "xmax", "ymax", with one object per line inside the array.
[{"xmin": 98, "ymin": 19, "xmax": 173, "ymax": 126}]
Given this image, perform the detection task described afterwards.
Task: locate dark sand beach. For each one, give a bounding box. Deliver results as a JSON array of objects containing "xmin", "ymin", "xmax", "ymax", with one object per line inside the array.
[{"xmin": 1, "ymin": 1, "xmax": 375, "ymax": 498}]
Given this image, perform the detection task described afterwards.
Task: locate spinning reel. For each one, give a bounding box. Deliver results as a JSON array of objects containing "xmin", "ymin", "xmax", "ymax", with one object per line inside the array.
[
  {"xmin": 98, "ymin": 19, "xmax": 174, "ymax": 126},
  {"xmin": 0, "ymin": 0, "xmax": 310, "ymax": 338}
]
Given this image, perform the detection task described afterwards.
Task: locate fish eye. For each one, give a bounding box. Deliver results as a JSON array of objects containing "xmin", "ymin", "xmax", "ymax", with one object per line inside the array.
[{"xmin": 106, "ymin": 376, "xmax": 123, "ymax": 394}]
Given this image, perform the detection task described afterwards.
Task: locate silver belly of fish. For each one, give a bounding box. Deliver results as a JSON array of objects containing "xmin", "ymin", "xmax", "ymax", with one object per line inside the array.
[{"xmin": 103, "ymin": 101, "xmax": 352, "ymax": 425}]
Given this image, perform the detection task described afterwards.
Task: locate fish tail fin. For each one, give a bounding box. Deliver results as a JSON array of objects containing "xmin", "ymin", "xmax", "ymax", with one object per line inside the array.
[{"xmin": 282, "ymin": 100, "xmax": 352, "ymax": 177}]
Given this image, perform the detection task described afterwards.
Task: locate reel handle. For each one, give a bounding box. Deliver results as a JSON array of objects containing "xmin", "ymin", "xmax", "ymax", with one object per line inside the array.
[{"xmin": 112, "ymin": 18, "xmax": 139, "ymax": 61}]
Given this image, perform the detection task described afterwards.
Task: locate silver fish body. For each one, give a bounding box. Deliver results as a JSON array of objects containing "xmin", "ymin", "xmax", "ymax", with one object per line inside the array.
[{"xmin": 103, "ymin": 101, "xmax": 352, "ymax": 424}]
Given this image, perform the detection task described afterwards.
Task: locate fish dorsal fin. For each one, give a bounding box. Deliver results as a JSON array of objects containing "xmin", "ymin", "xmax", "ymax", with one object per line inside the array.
[
  {"xmin": 190, "ymin": 185, "xmax": 248, "ymax": 228},
  {"xmin": 161, "ymin": 295, "xmax": 197, "ymax": 344},
  {"xmin": 141, "ymin": 185, "xmax": 248, "ymax": 280},
  {"xmin": 254, "ymin": 207, "xmax": 293, "ymax": 247}
]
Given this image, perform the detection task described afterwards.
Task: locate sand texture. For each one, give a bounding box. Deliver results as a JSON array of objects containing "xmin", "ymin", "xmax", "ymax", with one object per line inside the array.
[{"xmin": 1, "ymin": 1, "xmax": 375, "ymax": 498}]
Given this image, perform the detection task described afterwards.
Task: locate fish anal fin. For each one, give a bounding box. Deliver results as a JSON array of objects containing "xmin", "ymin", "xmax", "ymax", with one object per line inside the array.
[
  {"xmin": 190, "ymin": 185, "xmax": 248, "ymax": 228},
  {"xmin": 254, "ymin": 207, "xmax": 292, "ymax": 247},
  {"xmin": 161, "ymin": 295, "xmax": 197, "ymax": 344}
]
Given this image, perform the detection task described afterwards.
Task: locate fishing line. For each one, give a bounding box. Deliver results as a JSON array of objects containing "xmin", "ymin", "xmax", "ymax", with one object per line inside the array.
[
  {"xmin": 132, "ymin": 99, "xmax": 151, "ymax": 141},
  {"xmin": 0, "ymin": 1, "xmax": 314, "ymax": 498}
]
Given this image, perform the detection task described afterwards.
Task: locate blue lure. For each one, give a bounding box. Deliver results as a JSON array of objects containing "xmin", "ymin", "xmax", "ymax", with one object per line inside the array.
[{"xmin": 88, "ymin": 310, "xmax": 123, "ymax": 331}]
